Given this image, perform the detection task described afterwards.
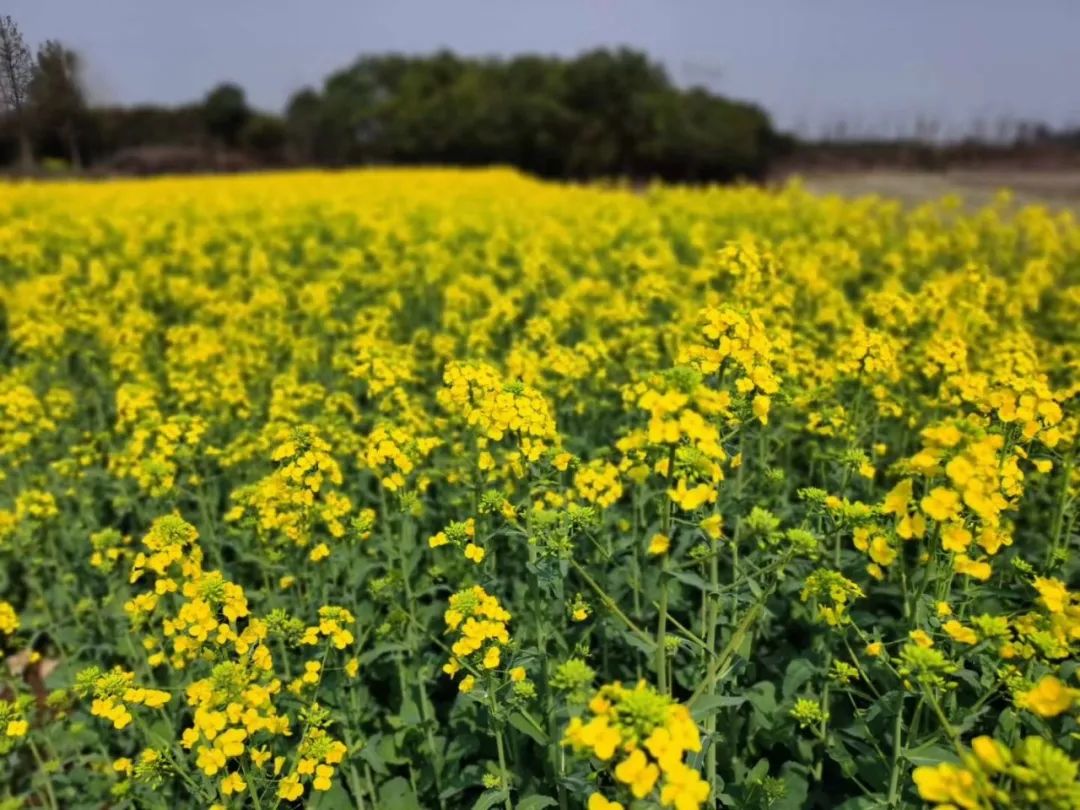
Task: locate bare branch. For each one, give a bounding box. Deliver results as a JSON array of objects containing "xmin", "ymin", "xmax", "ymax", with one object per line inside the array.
[{"xmin": 0, "ymin": 15, "xmax": 33, "ymax": 114}]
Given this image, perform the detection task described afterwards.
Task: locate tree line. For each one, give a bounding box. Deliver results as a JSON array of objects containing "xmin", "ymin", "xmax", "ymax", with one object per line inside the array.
[
  {"xmin": 282, "ymin": 50, "xmax": 783, "ymax": 180},
  {"xmin": 0, "ymin": 14, "xmax": 783, "ymax": 181},
  {"xmin": 0, "ymin": 16, "xmax": 85, "ymax": 170}
]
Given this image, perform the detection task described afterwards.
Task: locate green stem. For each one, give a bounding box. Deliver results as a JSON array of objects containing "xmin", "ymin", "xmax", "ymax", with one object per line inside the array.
[
  {"xmin": 243, "ymin": 760, "xmax": 264, "ymax": 810},
  {"xmin": 569, "ymin": 559, "xmax": 654, "ymax": 648},
  {"xmin": 28, "ymin": 738, "xmax": 59, "ymax": 810},
  {"xmin": 688, "ymin": 595, "xmax": 768, "ymax": 707},
  {"xmin": 921, "ymin": 687, "xmax": 963, "ymax": 759},
  {"xmin": 886, "ymin": 694, "xmax": 905, "ymax": 807},
  {"xmin": 1045, "ymin": 452, "xmax": 1073, "ymax": 568},
  {"xmin": 395, "ymin": 655, "xmax": 421, "ymax": 800},
  {"xmin": 814, "ymin": 676, "xmax": 831, "ymax": 782},
  {"xmin": 348, "ymin": 763, "xmax": 368, "ymax": 810},
  {"xmin": 420, "ymin": 688, "xmax": 447, "ymax": 810},
  {"xmin": 655, "ymin": 555, "xmax": 670, "ymax": 691},
  {"xmin": 656, "ymin": 446, "xmax": 675, "ymax": 690},
  {"xmin": 704, "ymin": 530, "xmax": 720, "ymax": 795},
  {"xmin": 365, "ymin": 764, "xmax": 378, "ymax": 806},
  {"xmin": 488, "ymin": 691, "xmax": 513, "ymax": 810}
]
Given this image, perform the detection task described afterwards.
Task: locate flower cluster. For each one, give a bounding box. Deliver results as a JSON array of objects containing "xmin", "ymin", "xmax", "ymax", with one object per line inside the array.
[
  {"xmin": 681, "ymin": 304, "xmax": 782, "ymax": 425},
  {"xmin": 429, "ymin": 516, "xmax": 485, "ymax": 563},
  {"xmin": 73, "ymin": 666, "xmax": 172, "ymax": 730},
  {"xmin": 564, "ymin": 680, "xmax": 709, "ymax": 810},
  {"xmin": 439, "ymin": 361, "xmax": 558, "ymax": 462},
  {"xmin": 0, "ymin": 601, "xmax": 19, "ymax": 636},
  {"xmin": 226, "ymin": 424, "xmax": 352, "ymax": 551},
  {"xmin": 442, "ymin": 585, "xmax": 512, "ymax": 692},
  {"xmin": 0, "ymin": 696, "xmax": 31, "ymax": 754},
  {"xmin": 915, "ymin": 735, "xmax": 1080, "ymax": 810}
]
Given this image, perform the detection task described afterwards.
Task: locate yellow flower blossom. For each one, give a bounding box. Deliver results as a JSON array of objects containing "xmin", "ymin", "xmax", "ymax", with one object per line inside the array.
[
  {"xmin": 1017, "ymin": 675, "xmax": 1078, "ymax": 717},
  {"xmin": 648, "ymin": 533, "xmax": 671, "ymax": 556}
]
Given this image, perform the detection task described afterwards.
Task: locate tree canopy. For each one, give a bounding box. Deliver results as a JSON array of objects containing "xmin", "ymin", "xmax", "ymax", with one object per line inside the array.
[
  {"xmin": 284, "ymin": 48, "xmax": 778, "ymax": 181},
  {"xmin": 2, "ymin": 44, "xmax": 782, "ymax": 180}
]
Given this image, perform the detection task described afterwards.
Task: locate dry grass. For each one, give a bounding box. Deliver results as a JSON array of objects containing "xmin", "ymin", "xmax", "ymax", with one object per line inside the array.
[{"xmin": 788, "ymin": 169, "xmax": 1080, "ymax": 212}]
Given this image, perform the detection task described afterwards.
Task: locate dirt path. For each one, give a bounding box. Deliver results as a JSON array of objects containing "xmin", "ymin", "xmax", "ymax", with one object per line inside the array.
[{"xmin": 787, "ymin": 169, "xmax": 1080, "ymax": 212}]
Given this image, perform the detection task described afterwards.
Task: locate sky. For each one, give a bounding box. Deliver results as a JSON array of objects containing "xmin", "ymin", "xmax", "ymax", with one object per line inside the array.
[{"xmin": 7, "ymin": 0, "xmax": 1080, "ymax": 137}]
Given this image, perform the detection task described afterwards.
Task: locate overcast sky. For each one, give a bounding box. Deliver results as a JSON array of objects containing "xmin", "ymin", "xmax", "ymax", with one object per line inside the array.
[{"xmin": 7, "ymin": 0, "xmax": 1079, "ymax": 136}]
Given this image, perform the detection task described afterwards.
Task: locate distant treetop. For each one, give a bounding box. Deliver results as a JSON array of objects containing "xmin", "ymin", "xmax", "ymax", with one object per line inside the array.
[{"xmin": 2, "ymin": 45, "xmax": 781, "ymax": 181}]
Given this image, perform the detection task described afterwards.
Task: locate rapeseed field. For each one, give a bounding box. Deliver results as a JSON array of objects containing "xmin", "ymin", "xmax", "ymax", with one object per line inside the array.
[{"xmin": 0, "ymin": 170, "xmax": 1076, "ymax": 809}]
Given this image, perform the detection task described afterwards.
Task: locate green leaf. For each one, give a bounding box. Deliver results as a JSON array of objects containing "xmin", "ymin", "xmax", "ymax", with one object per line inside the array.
[
  {"xmin": 399, "ymin": 696, "xmax": 421, "ymax": 727},
  {"xmin": 621, "ymin": 628, "xmax": 655, "ymax": 658},
  {"xmin": 358, "ymin": 642, "xmax": 411, "ymax": 666},
  {"xmin": 508, "ymin": 712, "xmax": 549, "ymax": 746},
  {"xmin": 996, "ymin": 708, "xmax": 1019, "ymax": 740},
  {"xmin": 746, "ymin": 681, "xmax": 777, "ymax": 715},
  {"xmin": 746, "ymin": 757, "xmax": 770, "ymax": 783},
  {"xmin": 670, "ymin": 570, "xmax": 710, "ymax": 591},
  {"xmin": 905, "ymin": 743, "xmax": 961, "ymax": 767},
  {"xmin": 736, "ymin": 630, "xmax": 753, "ymax": 661},
  {"xmin": 826, "ymin": 736, "xmax": 857, "ymax": 777},
  {"xmin": 368, "ymin": 733, "xmax": 408, "ymax": 769},
  {"xmin": 954, "ymin": 668, "xmax": 981, "ymax": 690},
  {"xmin": 745, "ymin": 577, "xmax": 763, "ymax": 599},
  {"xmin": 145, "ymin": 718, "xmax": 174, "ymax": 747},
  {"xmin": 833, "ymin": 798, "xmax": 883, "ymax": 810},
  {"xmin": 517, "ymin": 796, "xmax": 558, "ymax": 810},
  {"xmin": 378, "ymin": 776, "xmax": 422, "ymax": 810},
  {"xmin": 690, "ymin": 693, "xmax": 746, "ymax": 719},
  {"xmin": 954, "ymin": 705, "xmax": 989, "ymax": 736},
  {"xmin": 472, "ymin": 790, "xmax": 510, "ymax": 810},
  {"xmin": 771, "ymin": 763, "xmax": 810, "ymax": 810},
  {"xmin": 781, "ymin": 658, "xmax": 816, "ymax": 699},
  {"xmin": 312, "ymin": 780, "xmax": 353, "ymax": 810}
]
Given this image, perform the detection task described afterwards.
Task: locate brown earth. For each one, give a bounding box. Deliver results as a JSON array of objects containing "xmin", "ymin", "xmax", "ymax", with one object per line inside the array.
[{"xmin": 780, "ymin": 169, "xmax": 1080, "ymax": 212}]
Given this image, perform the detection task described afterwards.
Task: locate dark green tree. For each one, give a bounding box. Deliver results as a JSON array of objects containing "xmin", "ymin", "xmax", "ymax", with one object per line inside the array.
[
  {"xmin": 202, "ymin": 82, "xmax": 249, "ymax": 148},
  {"xmin": 560, "ymin": 48, "xmax": 670, "ymax": 176},
  {"xmin": 30, "ymin": 40, "xmax": 85, "ymax": 169},
  {"xmin": 290, "ymin": 48, "xmax": 778, "ymax": 182},
  {"xmin": 1, "ymin": 45, "xmax": 783, "ymax": 179},
  {"xmin": 0, "ymin": 15, "xmax": 34, "ymax": 170},
  {"xmin": 241, "ymin": 113, "xmax": 286, "ymax": 162},
  {"xmin": 283, "ymin": 87, "xmax": 322, "ymax": 163}
]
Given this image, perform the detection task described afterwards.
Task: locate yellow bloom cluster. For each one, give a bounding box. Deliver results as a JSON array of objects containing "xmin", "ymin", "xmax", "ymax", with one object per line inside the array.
[
  {"xmin": 564, "ymin": 680, "xmax": 708, "ymax": 810},
  {"xmin": 574, "ymin": 460, "xmax": 624, "ymax": 509},
  {"xmin": 0, "ymin": 379, "xmax": 59, "ymax": 474},
  {"xmin": 915, "ymin": 734, "xmax": 1080, "ymax": 810},
  {"xmin": 1016, "ymin": 675, "xmax": 1079, "ymax": 717},
  {"xmin": 123, "ymin": 514, "xmax": 357, "ymax": 802},
  {"xmin": 0, "ymin": 601, "xmax": 18, "ymax": 635},
  {"xmin": 622, "ymin": 368, "xmax": 731, "ymax": 512},
  {"xmin": 280, "ymin": 725, "xmax": 349, "ymax": 798},
  {"xmin": 439, "ymin": 360, "xmax": 558, "ymax": 461},
  {"xmin": 109, "ymin": 396, "xmax": 208, "ymax": 497},
  {"xmin": 226, "ymin": 424, "xmax": 352, "ymax": 550},
  {"xmin": 302, "ymin": 605, "xmax": 357, "ymax": 649},
  {"xmin": 681, "ymin": 304, "xmax": 782, "ymax": 424},
  {"xmin": 74, "ymin": 666, "xmax": 171, "ymax": 730},
  {"xmin": 0, "ymin": 697, "xmax": 30, "ymax": 754},
  {"xmin": 800, "ymin": 569, "xmax": 864, "ymax": 626},
  {"xmin": 363, "ymin": 423, "xmax": 439, "ymax": 492},
  {"xmin": 433, "ymin": 517, "xmax": 488, "ymax": 563},
  {"xmin": 442, "ymin": 585, "xmax": 512, "ymax": 690},
  {"xmin": 126, "ymin": 519, "xmax": 256, "ymax": 668}
]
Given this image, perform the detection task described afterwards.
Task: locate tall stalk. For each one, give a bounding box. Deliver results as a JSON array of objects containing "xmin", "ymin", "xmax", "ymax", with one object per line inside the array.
[
  {"xmin": 655, "ymin": 446, "xmax": 676, "ymax": 691},
  {"xmin": 703, "ymin": 535, "xmax": 720, "ymax": 794},
  {"xmin": 487, "ymin": 688, "xmax": 514, "ymax": 810}
]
